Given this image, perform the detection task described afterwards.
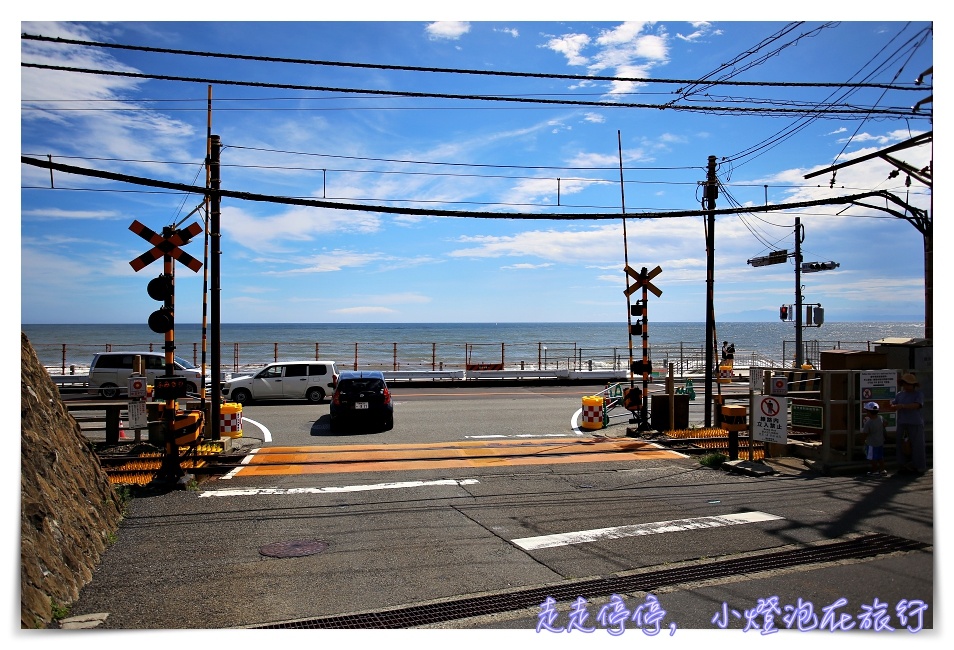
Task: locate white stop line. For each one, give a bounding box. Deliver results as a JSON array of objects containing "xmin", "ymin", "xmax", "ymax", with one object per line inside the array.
[
  {"xmin": 512, "ymin": 511, "xmax": 784, "ymax": 550},
  {"xmin": 199, "ymin": 478, "xmax": 479, "ymax": 498}
]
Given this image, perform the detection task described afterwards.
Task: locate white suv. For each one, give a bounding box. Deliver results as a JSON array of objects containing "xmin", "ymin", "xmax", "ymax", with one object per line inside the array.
[
  {"xmin": 87, "ymin": 351, "xmax": 210, "ymax": 399},
  {"xmin": 223, "ymin": 360, "xmax": 339, "ymax": 404}
]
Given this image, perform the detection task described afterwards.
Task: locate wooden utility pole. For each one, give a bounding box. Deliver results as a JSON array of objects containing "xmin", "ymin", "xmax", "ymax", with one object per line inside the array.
[{"xmin": 210, "ymin": 135, "xmax": 222, "ymax": 440}]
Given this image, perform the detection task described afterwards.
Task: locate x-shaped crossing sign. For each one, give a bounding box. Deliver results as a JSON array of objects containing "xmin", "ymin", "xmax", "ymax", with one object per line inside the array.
[
  {"xmin": 128, "ymin": 220, "xmax": 203, "ymax": 272},
  {"xmin": 623, "ymin": 265, "xmax": 663, "ymax": 298}
]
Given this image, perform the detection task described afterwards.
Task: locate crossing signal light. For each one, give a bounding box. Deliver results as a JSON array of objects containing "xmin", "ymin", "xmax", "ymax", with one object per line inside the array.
[
  {"xmin": 148, "ymin": 308, "xmax": 174, "ymax": 334},
  {"xmin": 147, "ymin": 273, "xmax": 174, "ymax": 333},
  {"xmin": 630, "ymin": 299, "xmax": 647, "ymax": 336},
  {"xmin": 779, "ymin": 305, "xmax": 789, "ymax": 321},
  {"xmin": 147, "ymin": 273, "xmax": 173, "ymax": 301}
]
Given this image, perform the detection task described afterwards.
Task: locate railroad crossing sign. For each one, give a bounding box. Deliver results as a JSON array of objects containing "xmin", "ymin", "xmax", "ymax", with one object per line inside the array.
[
  {"xmin": 624, "ymin": 265, "xmax": 663, "ymax": 297},
  {"xmin": 128, "ymin": 220, "xmax": 203, "ymax": 272}
]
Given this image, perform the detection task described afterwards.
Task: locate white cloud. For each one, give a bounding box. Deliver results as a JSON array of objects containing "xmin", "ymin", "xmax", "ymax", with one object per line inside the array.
[
  {"xmin": 425, "ymin": 22, "xmax": 471, "ymax": 40},
  {"xmin": 21, "ymin": 208, "xmax": 123, "ymax": 220},
  {"xmin": 675, "ymin": 22, "xmax": 721, "ymax": 43},
  {"xmin": 501, "ymin": 262, "xmax": 554, "ymax": 270},
  {"xmin": 221, "ymin": 206, "xmax": 381, "ymax": 254},
  {"xmin": 271, "ymin": 250, "xmax": 385, "ymax": 274},
  {"xmin": 544, "ymin": 33, "xmax": 591, "ymax": 66}
]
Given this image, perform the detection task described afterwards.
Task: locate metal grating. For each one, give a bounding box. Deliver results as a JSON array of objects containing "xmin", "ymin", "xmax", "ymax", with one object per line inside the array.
[{"xmin": 253, "ymin": 532, "xmax": 929, "ymax": 629}]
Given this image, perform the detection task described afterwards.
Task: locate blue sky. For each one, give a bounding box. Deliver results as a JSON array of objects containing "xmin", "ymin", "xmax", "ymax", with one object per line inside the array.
[{"xmin": 19, "ymin": 15, "xmax": 936, "ymax": 325}]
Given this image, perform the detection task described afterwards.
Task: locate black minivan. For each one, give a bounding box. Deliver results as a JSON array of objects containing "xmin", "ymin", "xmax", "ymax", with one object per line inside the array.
[{"xmin": 329, "ymin": 370, "xmax": 393, "ymax": 432}]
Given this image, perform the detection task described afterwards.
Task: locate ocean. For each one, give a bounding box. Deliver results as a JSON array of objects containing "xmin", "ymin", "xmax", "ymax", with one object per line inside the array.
[{"xmin": 23, "ymin": 321, "xmax": 926, "ymax": 375}]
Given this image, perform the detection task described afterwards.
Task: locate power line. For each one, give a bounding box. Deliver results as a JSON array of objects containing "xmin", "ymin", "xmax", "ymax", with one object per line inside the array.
[
  {"xmin": 21, "ymin": 154, "xmax": 919, "ymax": 222},
  {"xmin": 21, "ymin": 33, "xmax": 930, "ymax": 92},
  {"xmin": 20, "ymin": 63, "xmax": 929, "ymax": 120}
]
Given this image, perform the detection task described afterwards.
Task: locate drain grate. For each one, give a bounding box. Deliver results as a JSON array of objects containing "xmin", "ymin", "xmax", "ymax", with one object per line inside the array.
[{"xmin": 253, "ymin": 533, "xmax": 928, "ymax": 629}]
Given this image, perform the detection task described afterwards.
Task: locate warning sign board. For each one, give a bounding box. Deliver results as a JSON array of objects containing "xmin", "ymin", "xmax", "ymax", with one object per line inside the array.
[
  {"xmin": 127, "ymin": 401, "xmax": 148, "ymax": 429},
  {"xmin": 754, "ymin": 395, "xmax": 788, "ymax": 444},
  {"xmin": 128, "ymin": 375, "xmax": 147, "ymax": 400},
  {"xmin": 770, "ymin": 375, "xmax": 788, "ymax": 396}
]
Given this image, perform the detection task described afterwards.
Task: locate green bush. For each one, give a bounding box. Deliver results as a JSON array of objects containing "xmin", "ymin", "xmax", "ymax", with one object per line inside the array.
[{"xmin": 700, "ymin": 452, "xmax": 728, "ymax": 469}]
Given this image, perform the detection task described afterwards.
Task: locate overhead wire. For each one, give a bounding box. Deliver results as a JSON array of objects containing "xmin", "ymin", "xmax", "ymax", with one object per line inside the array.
[{"xmin": 723, "ymin": 24, "xmax": 933, "ymax": 169}]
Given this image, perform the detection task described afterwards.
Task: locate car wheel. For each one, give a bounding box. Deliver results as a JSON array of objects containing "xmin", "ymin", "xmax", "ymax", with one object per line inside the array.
[
  {"xmin": 306, "ymin": 387, "xmax": 326, "ymax": 404},
  {"xmin": 230, "ymin": 388, "xmax": 251, "ymax": 405},
  {"xmin": 329, "ymin": 417, "xmax": 340, "ymax": 432},
  {"xmin": 186, "ymin": 382, "xmax": 198, "ymax": 395},
  {"xmin": 99, "ymin": 383, "xmax": 119, "ymax": 399}
]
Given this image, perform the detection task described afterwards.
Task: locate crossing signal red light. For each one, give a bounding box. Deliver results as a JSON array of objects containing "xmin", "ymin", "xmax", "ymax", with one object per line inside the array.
[
  {"xmin": 779, "ymin": 305, "xmax": 789, "ymax": 321},
  {"xmin": 147, "ymin": 274, "xmax": 174, "ymax": 301},
  {"xmin": 147, "ymin": 273, "xmax": 174, "ymax": 333},
  {"xmin": 148, "ymin": 307, "xmax": 174, "ymax": 334}
]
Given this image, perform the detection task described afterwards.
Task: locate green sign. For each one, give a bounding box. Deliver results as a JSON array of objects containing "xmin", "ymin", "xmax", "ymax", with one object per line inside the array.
[{"xmin": 792, "ymin": 403, "xmax": 823, "ymax": 429}]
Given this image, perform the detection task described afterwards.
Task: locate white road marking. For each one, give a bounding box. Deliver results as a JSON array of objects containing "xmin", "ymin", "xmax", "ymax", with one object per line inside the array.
[
  {"xmin": 199, "ymin": 477, "xmax": 479, "ymax": 498},
  {"xmin": 511, "ymin": 511, "xmax": 785, "ymax": 550},
  {"xmin": 240, "ymin": 416, "xmax": 271, "ymax": 442},
  {"xmin": 464, "ymin": 433, "xmax": 581, "ymax": 439},
  {"xmin": 571, "ymin": 408, "xmax": 583, "ymax": 434},
  {"xmin": 220, "ymin": 448, "xmax": 257, "ymax": 480}
]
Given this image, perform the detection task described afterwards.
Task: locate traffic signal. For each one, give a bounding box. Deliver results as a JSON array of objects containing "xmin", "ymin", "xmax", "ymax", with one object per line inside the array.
[
  {"xmin": 814, "ymin": 306, "xmax": 825, "ymax": 325},
  {"xmin": 630, "ymin": 299, "xmax": 646, "ymax": 336},
  {"xmin": 801, "ymin": 261, "xmax": 840, "ymax": 273},
  {"xmin": 147, "ymin": 273, "xmax": 174, "ymax": 333},
  {"xmin": 779, "ymin": 304, "xmax": 789, "ymax": 321}
]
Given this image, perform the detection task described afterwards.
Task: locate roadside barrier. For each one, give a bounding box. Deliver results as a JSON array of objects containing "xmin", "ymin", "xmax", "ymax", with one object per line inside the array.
[
  {"xmin": 220, "ymin": 402, "xmax": 243, "ymax": 438},
  {"xmin": 580, "ymin": 395, "xmax": 604, "ymax": 430}
]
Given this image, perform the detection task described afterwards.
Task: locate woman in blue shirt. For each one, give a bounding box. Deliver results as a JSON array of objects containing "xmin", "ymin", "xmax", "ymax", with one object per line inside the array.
[{"xmin": 891, "ymin": 372, "xmax": 926, "ymax": 474}]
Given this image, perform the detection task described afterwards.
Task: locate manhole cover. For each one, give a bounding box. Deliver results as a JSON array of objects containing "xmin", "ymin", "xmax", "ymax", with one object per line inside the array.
[{"xmin": 259, "ymin": 539, "xmax": 329, "ymax": 558}]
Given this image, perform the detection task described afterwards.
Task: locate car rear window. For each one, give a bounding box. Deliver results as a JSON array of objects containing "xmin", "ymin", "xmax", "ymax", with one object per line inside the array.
[{"xmin": 339, "ymin": 378, "xmax": 385, "ymax": 392}]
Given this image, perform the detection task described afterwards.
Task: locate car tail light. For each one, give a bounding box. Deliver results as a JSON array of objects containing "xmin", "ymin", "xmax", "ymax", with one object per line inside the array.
[
  {"xmin": 382, "ymin": 386, "xmax": 391, "ymax": 405},
  {"xmin": 332, "ymin": 391, "xmax": 341, "ymax": 406}
]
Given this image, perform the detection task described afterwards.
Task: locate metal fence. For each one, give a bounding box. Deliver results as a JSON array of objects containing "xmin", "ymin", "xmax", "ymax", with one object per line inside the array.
[{"xmin": 31, "ymin": 338, "xmax": 879, "ymax": 377}]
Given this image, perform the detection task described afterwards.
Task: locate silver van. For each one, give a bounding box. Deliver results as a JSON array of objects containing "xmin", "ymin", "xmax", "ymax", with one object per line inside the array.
[
  {"xmin": 87, "ymin": 351, "xmax": 209, "ymax": 399},
  {"xmin": 222, "ymin": 360, "xmax": 339, "ymax": 404}
]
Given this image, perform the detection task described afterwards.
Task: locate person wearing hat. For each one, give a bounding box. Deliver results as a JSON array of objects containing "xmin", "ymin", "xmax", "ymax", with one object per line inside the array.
[
  {"xmin": 862, "ymin": 402, "xmax": 886, "ymax": 476},
  {"xmin": 890, "ymin": 372, "xmax": 926, "ymax": 475}
]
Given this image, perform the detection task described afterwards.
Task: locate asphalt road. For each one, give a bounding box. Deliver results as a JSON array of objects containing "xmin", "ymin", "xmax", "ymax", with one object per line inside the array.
[{"xmin": 60, "ymin": 382, "xmax": 935, "ymax": 637}]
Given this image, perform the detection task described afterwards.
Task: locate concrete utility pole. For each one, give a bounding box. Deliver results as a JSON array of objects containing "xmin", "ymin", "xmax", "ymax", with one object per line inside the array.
[
  {"xmin": 703, "ymin": 155, "xmax": 717, "ymax": 427},
  {"xmin": 794, "ymin": 217, "xmax": 804, "ymax": 367}
]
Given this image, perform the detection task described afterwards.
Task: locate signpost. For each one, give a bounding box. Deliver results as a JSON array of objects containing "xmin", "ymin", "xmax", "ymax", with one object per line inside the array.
[
  {"xmin": 860, "ymin": 370, "xmax": 898, "ymax": 430},
  {"xmin": 623, "ymin": 265, "xmax": 662, "ymax": 431},
  {"xmin": 754, "ymin": 395, "xmax": 788, "ymax": 445},
  {"xmin": 128, "ymin": 219, "xmax": 204, "ymax": 486}
]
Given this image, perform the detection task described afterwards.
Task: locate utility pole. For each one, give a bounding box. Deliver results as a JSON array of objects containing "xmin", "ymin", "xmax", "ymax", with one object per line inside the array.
[
  {"xmin": 794, "ymin": 217, "xmax": 804, "ymax": 367},
  {"xmin": 703, "ymin": 155, "xmax": 717, "ymax": 427},
  {"xmin": 210, "ymin": 135, "xmax": 221, "ymax": 440}
]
